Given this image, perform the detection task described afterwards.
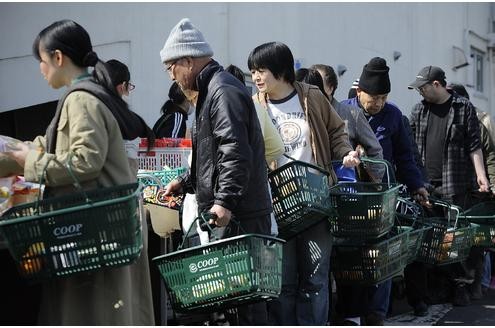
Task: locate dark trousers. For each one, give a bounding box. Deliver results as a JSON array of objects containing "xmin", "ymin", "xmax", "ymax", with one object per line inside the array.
[{"xmin": 335, "ymin": 283, "xmax": 369, "ymax": 318}]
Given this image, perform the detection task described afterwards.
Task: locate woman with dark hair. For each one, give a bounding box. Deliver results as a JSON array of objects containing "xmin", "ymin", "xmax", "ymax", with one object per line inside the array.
[
  {"xmin": 106, "ymin": 59, "xmax": 155, "ymax": 174},
  {"xmin": 248, "ymin": 41, "xmax": 360, "ymax": 326},
  {"xmin": 6, "ymin": 20, "xmax": 154, "ymax": 325},
  {"xmin": 153, "ymin": 82, "xmax": 191, "ymax": 138}
]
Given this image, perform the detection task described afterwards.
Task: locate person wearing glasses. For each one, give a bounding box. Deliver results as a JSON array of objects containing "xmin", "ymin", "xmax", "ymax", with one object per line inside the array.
[
  {"xmin": 405, "ymin": 66, "xmax": 490, "ymax": 311},
  {"xmin": 106, "ymin": 59, "xmax": 155, "ymax": 175},
  {"xmin": 160, "ymin": 18, "xmax": 272, "ymax": 325},
  {"xmin": 5, "ymin": 20, "xmax": 154, "ymax": 325}
]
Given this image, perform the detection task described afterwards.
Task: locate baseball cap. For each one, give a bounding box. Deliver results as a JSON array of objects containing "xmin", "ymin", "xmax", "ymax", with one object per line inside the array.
[{"xmin": 408, "ymin": 66, "xmax": 446, "ymax": 89}]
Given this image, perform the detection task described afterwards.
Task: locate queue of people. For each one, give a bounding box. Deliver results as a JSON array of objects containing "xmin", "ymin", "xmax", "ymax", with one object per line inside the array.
[{"xmin": 0, "ymin": 16, "xmax": 494, "ymax": 326}]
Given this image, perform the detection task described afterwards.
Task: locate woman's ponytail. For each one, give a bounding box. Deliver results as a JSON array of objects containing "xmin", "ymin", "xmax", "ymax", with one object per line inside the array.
[{"xmin": 82, "ymin": 50, "xmax": 98, "ymax": 67}]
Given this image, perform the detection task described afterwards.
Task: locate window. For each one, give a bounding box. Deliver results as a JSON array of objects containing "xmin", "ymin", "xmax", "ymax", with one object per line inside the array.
[{"xmin": 471, "ymin": 47, "xmax": 484, "ymax": 93}]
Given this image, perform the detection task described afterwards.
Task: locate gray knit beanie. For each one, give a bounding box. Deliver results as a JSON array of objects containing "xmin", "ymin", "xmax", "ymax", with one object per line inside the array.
[{"xmin": 160, "ymin": 18, "xmax": 214, "ymax": 63}]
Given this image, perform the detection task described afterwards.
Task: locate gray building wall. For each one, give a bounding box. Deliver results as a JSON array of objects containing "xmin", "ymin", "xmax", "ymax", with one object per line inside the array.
[{"xmin": 1, "ymin": 2, "xmax": 494, "ymax": 126}]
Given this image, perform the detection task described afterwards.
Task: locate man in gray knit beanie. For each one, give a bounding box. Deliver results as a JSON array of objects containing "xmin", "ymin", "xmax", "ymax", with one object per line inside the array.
[
  {"xmin": 161, "ymin": 18, "xmax": 273, "ymax": 326},
  {"xmin": 160, "ymin": 18, "xmax": 213, "ymax": 64}
]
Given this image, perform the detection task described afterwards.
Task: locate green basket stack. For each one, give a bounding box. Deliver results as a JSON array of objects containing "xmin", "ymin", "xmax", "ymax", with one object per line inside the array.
[
  {"xmin": 461, "ymin": 201, "xmax": 495, "ymax": 247},
  {"xmin": 153, "ymin": 233, "xmax": 284, "ymax": 313},
  {"xmin": 396, "ymin": 214, "xmax": 432, "ymax": 264},
  {"xmin": 0, "ymin": 183, "xmax": 142, "ymax": 280},
  {"xmin": 416, "ymin": 201, "xmax": 477, "ymax": 266},
  {"xmin": 268, "ymin": 160, "xmax": 331, "ymax": 240},
  {"xmin": 331, "ymin": 226, "xmax": 409, "ymax": 285},
  {"xmin": 395, "ymin": 197, "xmax": 432, "ymax": 264},
  {"xmin": 328, "ymin": 182, "xmax": 401, "ymax": 238}
]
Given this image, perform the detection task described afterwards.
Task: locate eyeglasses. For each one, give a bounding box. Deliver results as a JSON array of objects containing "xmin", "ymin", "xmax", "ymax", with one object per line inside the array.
[
  {"xmin": 124, "ymin": 81, "xmax": 135, "ymax": 91},
  {"xmin": 164, "ymin": 59, "xmax": 180, "ymax": 74},
  {"xmin": 418, "ymin": 83, "xmax": 432, "ymax": 93}
]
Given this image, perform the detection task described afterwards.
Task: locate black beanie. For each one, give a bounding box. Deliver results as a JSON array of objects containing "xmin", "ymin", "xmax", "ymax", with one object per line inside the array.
[{"xmin": 358, "ymin": 57, "xmax": 391, "ymax": 95}]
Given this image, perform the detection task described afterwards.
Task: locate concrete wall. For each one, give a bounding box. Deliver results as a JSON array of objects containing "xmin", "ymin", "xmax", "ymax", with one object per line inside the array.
[{"xmin": 1, "ymin": 2, "xmax": 493, "ymax": 126}]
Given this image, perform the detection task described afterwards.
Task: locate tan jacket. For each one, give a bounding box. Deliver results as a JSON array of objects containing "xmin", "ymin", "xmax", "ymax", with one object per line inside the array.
[
  {"xmin": 24, "ymin": 91, "xmax": 133, "ymax": 189},
  {"xmin": 23, "ymin": 91, "xmax": 154, "ymax": 325},
  {"xmin": 253, "ymin": 81, "xmax": 352, "ymax": 185}
]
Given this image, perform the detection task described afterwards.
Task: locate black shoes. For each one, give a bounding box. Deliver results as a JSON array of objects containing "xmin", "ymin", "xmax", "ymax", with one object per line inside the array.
[
  {"xmin": 413, "ymin": 301, "xmax": 428, "ymax": 316},
  {"xmin": 453, "ymin": 284, "xmax": 471, "ymax": 306},
  {"xmin": 468, "ymin": 282, "xmax": 483, "ymax": 300},
  {"xmin": 365, "ymin": 312, "xmax": 384, "ymax": 326}
]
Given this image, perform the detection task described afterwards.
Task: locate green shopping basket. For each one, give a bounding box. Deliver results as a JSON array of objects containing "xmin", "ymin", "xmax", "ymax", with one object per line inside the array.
[
  {"xmin": 395, "ymin": 197, "xmax": 432, "ymax": 264},
  {"xmin": 268, "ymin": 159, "xmax": 331, "ymax": 240},
  {"xmin": 461, "ymin": 201, "xmax": 495, "ymax": 247},
  {"xmin": 331, "ymin": 226, "xmax": 409, "ymax": 285},
  {"xmin": 416, "ymin": 199, "xmax": 478, "ymax": 266},
  {"xmin": 153, "ymin": 213, "xmax": 285, "ymax": 313},
  {"xmin": 329, "ymin": 157, "xmax": 402, "ymax": 239},
  {"xmin": 0, "ymin": 156, "xmax": 143, "ymax": 281}
]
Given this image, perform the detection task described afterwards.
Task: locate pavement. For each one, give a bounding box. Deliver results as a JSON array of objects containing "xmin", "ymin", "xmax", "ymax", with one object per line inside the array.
[{"xmin": 385, "ymin": 288, "xmax": 495, "ymax": 326}]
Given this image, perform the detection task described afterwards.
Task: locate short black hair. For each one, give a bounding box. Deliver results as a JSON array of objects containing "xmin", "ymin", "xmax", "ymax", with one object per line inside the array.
[
  {"xmin": 247, "ymin": 41, "xmax": 295, "ymax": 84},
  {"xmin": 225, "ymin": 64, "xmax": 246, "ymax": 85},
  {"xmin": 311, "ymin": 64, "xmax": 338, "ymax": 96},
  {"xmin": 295, "ymin": 68, "xmax": 327, "ymax": 99}
]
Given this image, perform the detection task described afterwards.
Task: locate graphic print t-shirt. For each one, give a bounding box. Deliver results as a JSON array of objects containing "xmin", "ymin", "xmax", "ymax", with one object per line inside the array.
[{"xmin": 267, "ymin": 90, "xmax": 314, "ymax": 167}]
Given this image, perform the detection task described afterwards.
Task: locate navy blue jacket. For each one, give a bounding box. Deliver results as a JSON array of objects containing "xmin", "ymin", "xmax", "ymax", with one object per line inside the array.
[{"xmin": 342, "ymin": 97, "xmax": 424, "ymax": 191}]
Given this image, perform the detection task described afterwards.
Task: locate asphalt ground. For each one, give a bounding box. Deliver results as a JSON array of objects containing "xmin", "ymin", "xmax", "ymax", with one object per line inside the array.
[{"xmin": 385, "ymin": 288, "xmax": 495, "ymax": 326}]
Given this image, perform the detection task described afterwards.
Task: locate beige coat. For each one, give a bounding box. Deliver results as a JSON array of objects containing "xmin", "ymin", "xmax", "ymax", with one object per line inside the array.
[{"xmin": 23, "ymin": 91, "xmax": 154, "ymax": 325}]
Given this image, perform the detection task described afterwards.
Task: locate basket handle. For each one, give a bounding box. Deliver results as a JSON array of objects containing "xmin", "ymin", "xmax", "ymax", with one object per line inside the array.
[
  {"xmin": 395, "ymin": 196, "xmax": 424, "ymax": 226},
  {"xmin": 136, "ymin": 173, "xmax": 163, "ymax": 188},
  {"xmin": 274, "ymin": 154, "xmax": 330, "ymax": 176},
  {"xmin": 34, "ymin": 153, "xmax": 90, "ymax": 214},
  {"xmin": 359, "ymin": 156, "xmax": 395, "ymax": 188},
  {"xmin": 177, "ymin": 212, "xmax": 246, "ymax": 250},
  {"xmin": 427, "ymin": 196, "xmax": 461, "ymax": 229}
]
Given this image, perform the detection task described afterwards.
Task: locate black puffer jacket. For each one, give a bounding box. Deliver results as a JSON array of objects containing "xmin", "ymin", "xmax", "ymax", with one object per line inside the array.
[{"xmin": 180, "ymin": 60, "xmax": 272, "ymax": 219}]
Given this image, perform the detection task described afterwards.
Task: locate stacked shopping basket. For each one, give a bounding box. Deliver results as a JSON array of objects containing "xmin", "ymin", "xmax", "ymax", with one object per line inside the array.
[
  {"xmin": 461, "ymin": 200, "xmax": 495, "ymax": 248},
  {"xmin": 329, "ymin": 157, "xmax": 410, "ymax": 285},
  {"xmin": 414, "ymin": 199, "xmax": 478, "ymax": 265}
]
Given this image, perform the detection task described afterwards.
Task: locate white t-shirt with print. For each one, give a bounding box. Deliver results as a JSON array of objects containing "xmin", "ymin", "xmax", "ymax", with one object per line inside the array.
[{"xmin": 267, "ymin": 90, "xmax": 314, "ymax": 166}]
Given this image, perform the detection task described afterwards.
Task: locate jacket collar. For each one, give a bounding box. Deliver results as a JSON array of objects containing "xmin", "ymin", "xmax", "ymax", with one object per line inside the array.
[
  {"xmin": 254, "ymin": 80, "xmax": 311, "ymax": 108},
  {"xmin": 195, "ymin": 59, "xmax": 222, "ymax": 92}
]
